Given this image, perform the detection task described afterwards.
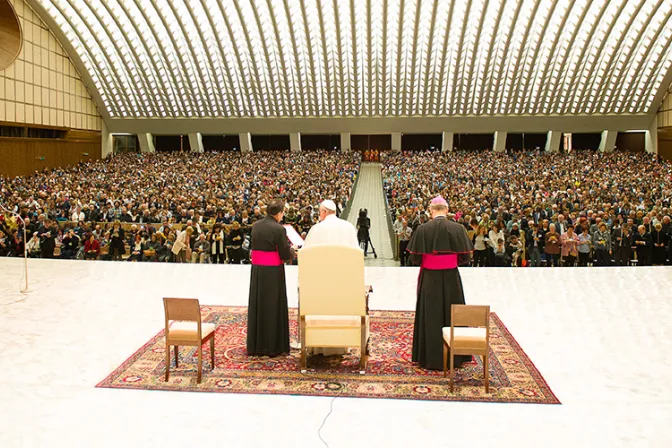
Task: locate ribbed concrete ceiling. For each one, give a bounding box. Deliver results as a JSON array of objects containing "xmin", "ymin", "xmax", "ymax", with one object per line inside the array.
[{"xmin": 34, "ymin": 0, "xmax": 672, "ymax": 120}]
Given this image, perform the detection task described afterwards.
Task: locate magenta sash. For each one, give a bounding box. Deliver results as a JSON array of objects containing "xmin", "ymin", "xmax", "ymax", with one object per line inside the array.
[
  {"xmin": 421, "ymin": 253, "xmax": 458, "ymax": 270},
  {"xmin": 250, "ymin": 250, "xmax": 282, "ymax": 266}
]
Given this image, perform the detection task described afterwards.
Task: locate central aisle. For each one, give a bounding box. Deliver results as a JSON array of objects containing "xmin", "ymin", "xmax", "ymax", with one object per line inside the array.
[{"xmin": 346, "ymin": 162, "xmax": 395, "ymax": 266}]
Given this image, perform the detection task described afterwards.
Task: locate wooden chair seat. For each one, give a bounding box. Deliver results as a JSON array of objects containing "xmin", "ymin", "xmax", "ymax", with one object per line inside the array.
[
  {"xmin": 442, "ymin": 327, "xmax": 487, "ymax": 350},
  {"xmin": 168, "ymin": 322, "xmax": 216, "ymax": 341}
]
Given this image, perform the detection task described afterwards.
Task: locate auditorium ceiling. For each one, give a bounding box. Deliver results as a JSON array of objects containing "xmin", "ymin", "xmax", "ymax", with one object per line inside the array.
[{"xmin": 26, "ymin": 0, "xmax": 672, "ymax": 132}]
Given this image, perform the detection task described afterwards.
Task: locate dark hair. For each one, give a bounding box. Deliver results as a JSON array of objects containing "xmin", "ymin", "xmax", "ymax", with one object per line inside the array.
[
  {"xmin": 359, "ymin": 209, "xmax": 368, "ymax": 219},
  {"xmin": 267, "ymin": 199, "xmax": 285, "ymax": 216}
]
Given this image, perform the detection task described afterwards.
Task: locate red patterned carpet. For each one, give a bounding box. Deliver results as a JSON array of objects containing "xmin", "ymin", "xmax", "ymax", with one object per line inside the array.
[{"xmin": 97, "ymin": 306, "xmax": 559, "ymax": 404}]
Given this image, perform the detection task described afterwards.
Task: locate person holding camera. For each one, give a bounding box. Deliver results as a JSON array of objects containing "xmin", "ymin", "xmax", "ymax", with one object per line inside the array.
[
  {"xmin": 60, "ymin": 229, "xmax": 80, "ymax": 259},
  {"xmin": 356, "ymin": 209, "xmax": 372, "ymax": 256}
]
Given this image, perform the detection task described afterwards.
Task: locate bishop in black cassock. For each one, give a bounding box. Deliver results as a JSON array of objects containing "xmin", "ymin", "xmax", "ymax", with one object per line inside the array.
[
  {"xmin": 407, "ymin": 196, "xmax": 474, "ymax": 370},
  {"xmin": 247, "ymin": 200, "xmax": 294, "ymax": 357}
]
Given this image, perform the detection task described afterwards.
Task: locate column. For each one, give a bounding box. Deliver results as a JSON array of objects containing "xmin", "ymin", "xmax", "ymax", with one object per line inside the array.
[
  {"xmin": 239, "ymin": 133, "xmax": 253, "ymax": 153},
  {"xmin": 138, "ymin": 133, "xmax": 155, "ymax": 153},
  {"xmin": 441, "ymin": 131, "xmax": 454, "ymax": 152},
  {"xmin": 563, "ymin": 133, "xmax": 573, "ymax": 152},
  {"xmin": 598, "ymin": 130, "xmax": 617, "ymax": 153},
  {"xmin": 290, "ymin": 132, "xmax": 302, "ymax": 152},
  {"xmin": 545, "ymin": 130, "xmax": 562, "ymax": 152},
  {"xmin": 391, "ymin": 132, "xmax": 402, "ymax": 152},
  {"xmin": 493, "ymin": 131, "xmax": 507, "ymax": 152},
  {"xmin": 101, "ymin": 121, "xmax": 113, "ymax": 158},
  {"xmin": 188, "ymin": 133, "xmax": 204, "ymax": 153},
  {"xmin": 645, "ymin": 119, "xmax": 658, "ymax": 155},
  {"xmin": 340, "ymin": 132, "xmax": 351, "ymax": 152}
]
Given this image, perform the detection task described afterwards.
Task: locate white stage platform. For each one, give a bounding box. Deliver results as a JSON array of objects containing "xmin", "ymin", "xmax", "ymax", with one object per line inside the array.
[{"xmin": 1, "ymin": 259, "xmax": 671, "ymax": 447}]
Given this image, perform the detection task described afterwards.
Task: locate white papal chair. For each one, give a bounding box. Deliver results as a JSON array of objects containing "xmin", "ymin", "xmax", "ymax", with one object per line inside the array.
[{"xmin": 298, "ymin": 244, "xmax": 371, "ymax": 373}]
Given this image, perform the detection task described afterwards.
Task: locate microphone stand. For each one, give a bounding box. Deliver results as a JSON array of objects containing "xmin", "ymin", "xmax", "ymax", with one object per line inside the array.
[{"xmin": 0, "ymin": 202, "xmax": 30, "ymax": 293}]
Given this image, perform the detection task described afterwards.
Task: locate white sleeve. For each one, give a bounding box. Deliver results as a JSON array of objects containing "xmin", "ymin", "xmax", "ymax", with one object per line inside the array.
[
  {"xmin": 302, "ymin": 228, "xmax": 314, "ymax": 248},
  {"xmin": 350, "ymin": 226, "xmax": 360, "ymax": 249}
]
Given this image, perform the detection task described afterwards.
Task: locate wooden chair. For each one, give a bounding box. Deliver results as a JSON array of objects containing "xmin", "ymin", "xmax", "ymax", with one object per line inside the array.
[
  {"xmin": 163, "ymin": 298, "xmax": 216, "ymax": 383},
  {"xmin": 298, "ymin": 244, "xmax": 370, "ymax": 374},
  {"xmin": 443, "ymin": 304, "xmax": 490, "ymax": 393}
]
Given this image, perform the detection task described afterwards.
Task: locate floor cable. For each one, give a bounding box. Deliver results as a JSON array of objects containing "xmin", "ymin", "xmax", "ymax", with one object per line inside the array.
[{"xmin": 318, "ymin": 396, "xmax": 337, "ymax": 448}]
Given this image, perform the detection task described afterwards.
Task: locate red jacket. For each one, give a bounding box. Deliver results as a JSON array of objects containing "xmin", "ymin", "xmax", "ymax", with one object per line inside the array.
[{"xmin": 84, "ymin": 239, "xmax": 100, "ymax": 254}]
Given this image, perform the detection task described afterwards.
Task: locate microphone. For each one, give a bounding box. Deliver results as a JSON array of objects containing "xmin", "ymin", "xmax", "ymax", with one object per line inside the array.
[{"xmin": 0, "ymin": 199, "xmax": 30, "ymax": 294}]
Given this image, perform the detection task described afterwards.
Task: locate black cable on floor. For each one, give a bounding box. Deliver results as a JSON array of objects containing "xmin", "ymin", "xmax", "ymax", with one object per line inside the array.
[{"xmin": 318, "ymin": 396, "xmax": 337, "ymax": 448}]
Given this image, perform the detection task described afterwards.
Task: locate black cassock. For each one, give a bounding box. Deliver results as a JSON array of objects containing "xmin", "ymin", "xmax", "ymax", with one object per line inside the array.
[
  {"xmin": 247, "ymin": 216, "xmax": 292, "ymax": 356},
  {"xmin": 407, "ymin": 217, "xmax": 474, "ymax": 370}
]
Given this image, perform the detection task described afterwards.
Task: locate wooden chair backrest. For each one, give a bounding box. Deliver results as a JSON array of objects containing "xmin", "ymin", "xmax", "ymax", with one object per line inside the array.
[
  {"xmin": 163, "ymin": 297, "xmax": 201, "ymax": 324},
  {"xmin": 451, "ymin": 305, "xmax": 490, "ymax": 328},
  {"xmin": 298, "ymin": 244, "xmax": 365, "ymax": 317}
]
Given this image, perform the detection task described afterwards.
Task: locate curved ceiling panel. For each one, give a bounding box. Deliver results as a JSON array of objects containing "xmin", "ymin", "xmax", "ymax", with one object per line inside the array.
[{"xmin": 35, "ymin": 0, "xmax": 672, "ymax": 119}]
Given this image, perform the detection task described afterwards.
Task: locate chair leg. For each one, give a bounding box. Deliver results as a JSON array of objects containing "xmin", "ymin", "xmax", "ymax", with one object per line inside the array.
[
  {"xmin": 359, "ymin": 319, "xmax": 367, "ymax": 374},
  {"xmin": 174, "ymin": 345, "xmax": 179, "ymax": 367},
  {"xmin": 301, "ymin": 346, "xmax": 306, "ymax": 371},
  {"xmin": 484, "ymin": 354, "xmax": 489, "ymax": 394},
  {"xmin": 209, "ymin": 337, "xmax": 215, "ymax": 369},
  {"xmin": 165, "ymin": 343, "xmax": 170, "ymax": 382},
  {"xmin": 449, "ymin": 352, "xmax": 455, "ymax": 393},
  {"xmin": 359, "ymin": 342, "xmax": 367, "ymax": 373},
  {"xmin": 300, "ymin": 317, "xmax": 307, "ymax": 371},
  {"xmin": 442, "ymin": 342, "xmax": 448, "ymax": 378},
  {"xmin": 197, "ymin": 345, "xmax": 203, "ymax": 383}
]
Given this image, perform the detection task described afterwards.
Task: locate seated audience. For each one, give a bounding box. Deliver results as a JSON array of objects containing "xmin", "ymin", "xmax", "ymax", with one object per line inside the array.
[{"xmin": 382, "ymin": 150, "xmax": 671, "ymax": 267}]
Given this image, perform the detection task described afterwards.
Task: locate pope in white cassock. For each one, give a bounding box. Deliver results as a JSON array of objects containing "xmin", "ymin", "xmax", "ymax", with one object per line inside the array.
[
  {"xmin": 302, "ymin": 200, "xmax": 359, "ymax": 249},
  {"xmin": 300, "ymin": 199, "xmax": 360, "ymax": 356}
]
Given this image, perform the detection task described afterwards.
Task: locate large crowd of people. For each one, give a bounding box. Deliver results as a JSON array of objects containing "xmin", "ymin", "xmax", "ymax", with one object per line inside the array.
[
  {"xmin": 385, "ymin": 150, "xmax": 672, "ymax": 267},
  {"xmin": 2, "ymin": 148, "xmax": 672, "ymax": 267},
  {"xmin": 0, "ymin": 150, "xmax": 359, "ymax": 263}
]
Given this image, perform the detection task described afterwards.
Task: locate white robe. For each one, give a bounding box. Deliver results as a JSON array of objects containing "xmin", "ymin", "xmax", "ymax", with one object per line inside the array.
[
  {"xmin": 302, "ymin": 214, "xmax": 359, "ymax": 248},
  {"xmin": 300, "ymin": 213, "xmax": 360, "ymax": 356}
]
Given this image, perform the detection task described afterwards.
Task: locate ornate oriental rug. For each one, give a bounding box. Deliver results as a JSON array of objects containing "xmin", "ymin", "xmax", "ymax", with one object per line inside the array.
[{"xmin": 97, "ymin": 306, "xmax": 559, "ymax": 404}]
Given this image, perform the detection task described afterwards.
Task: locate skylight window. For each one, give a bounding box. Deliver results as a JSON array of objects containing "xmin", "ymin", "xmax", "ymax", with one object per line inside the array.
[{"xmin": 36, "ymin": 0, "xmax": 672, "ymax": 118}]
